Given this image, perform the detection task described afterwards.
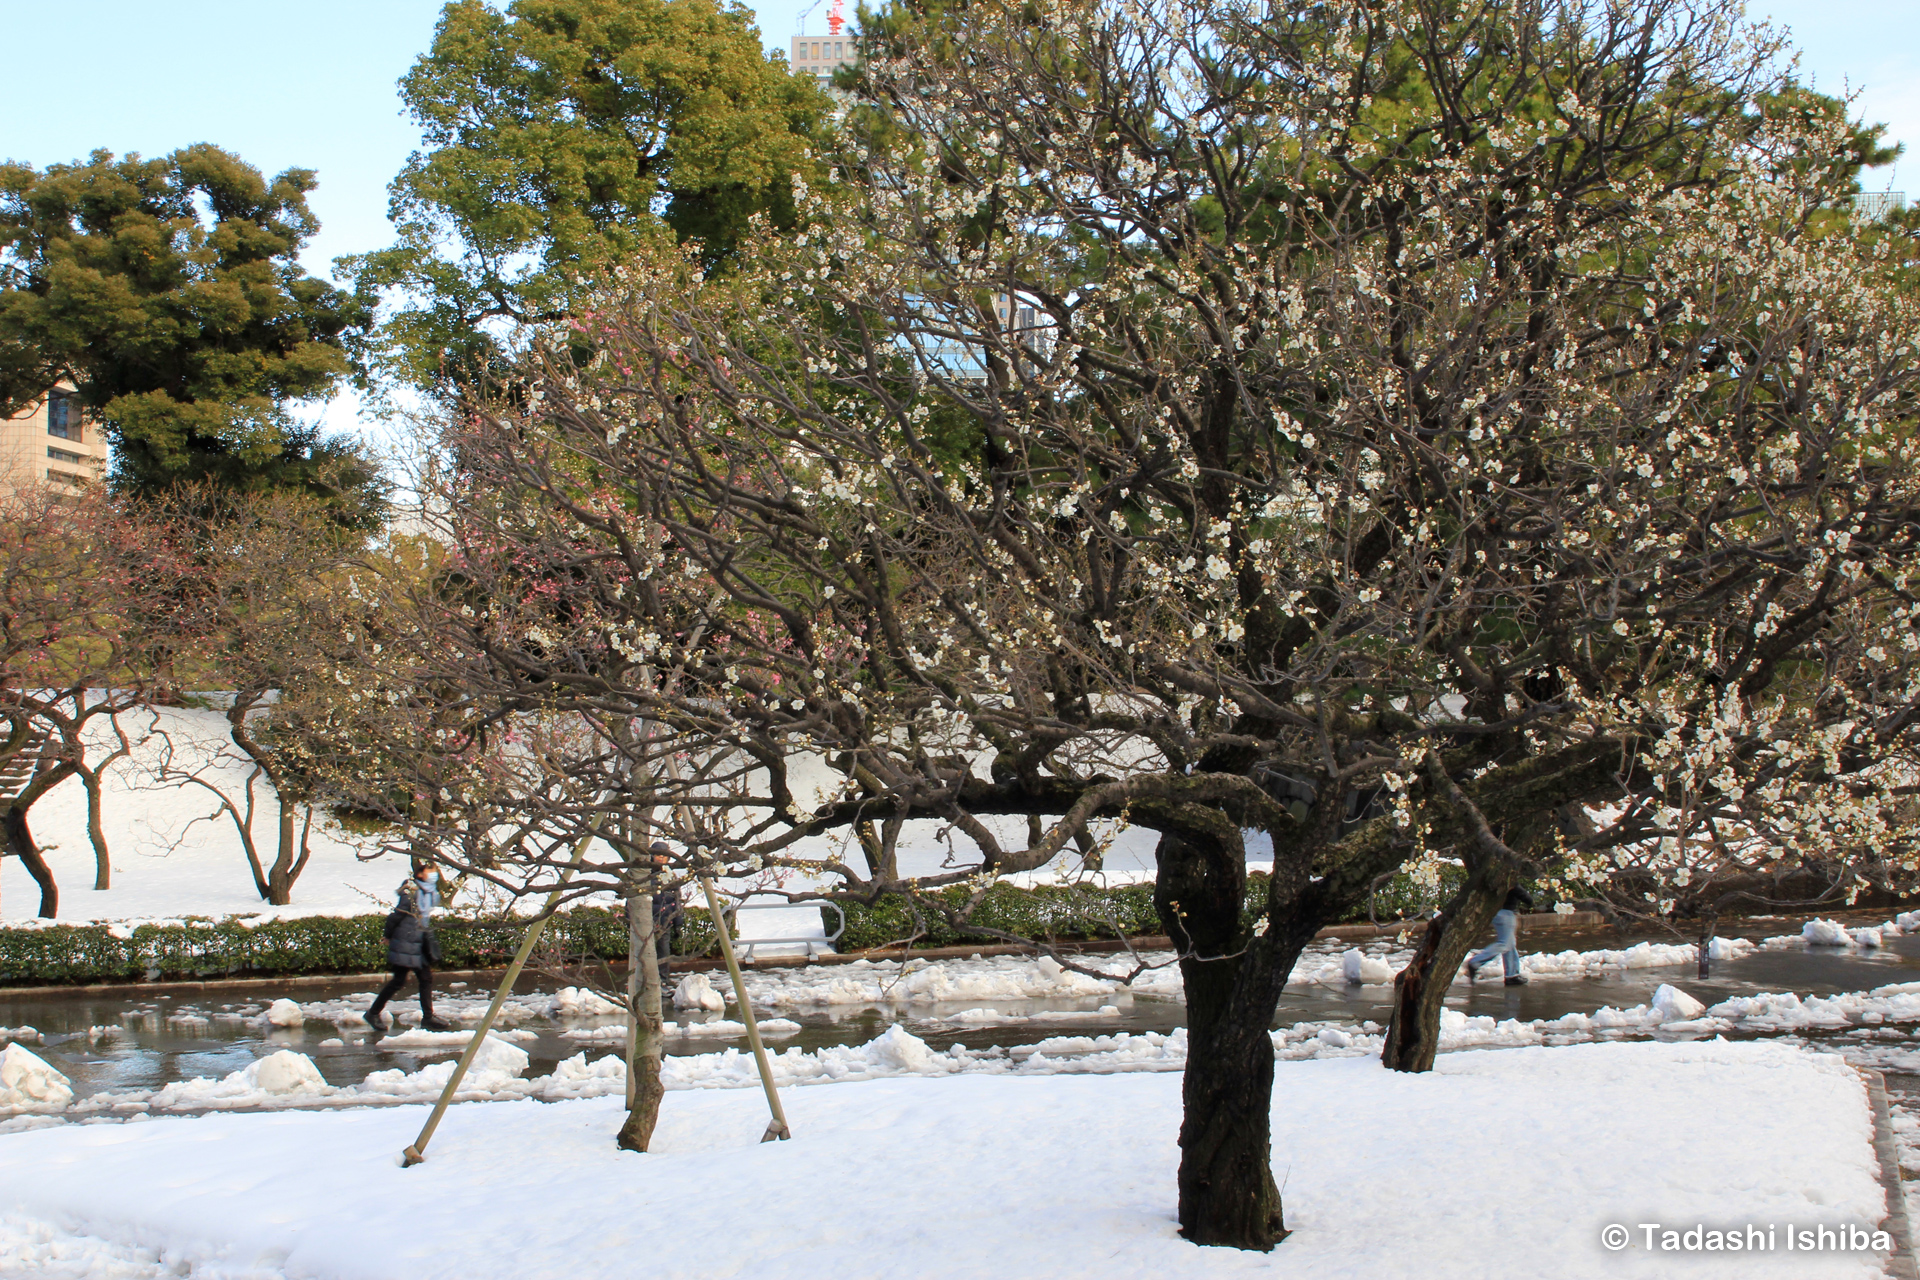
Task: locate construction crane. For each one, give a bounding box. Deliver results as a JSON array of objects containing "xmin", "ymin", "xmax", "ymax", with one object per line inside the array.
[{"xmin": 796, "ymin": 0, "xmax": 845, "ymax": 36}]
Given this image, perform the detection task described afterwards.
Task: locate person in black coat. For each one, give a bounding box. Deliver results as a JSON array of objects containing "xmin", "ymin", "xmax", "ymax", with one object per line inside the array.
[
  {"xmin": 365, "ymin": 861, "xmax": 453, "ymax": 1031},
  {"xmin": 649, "ymin": 842, "xmax": 683, "ymax": 972}
]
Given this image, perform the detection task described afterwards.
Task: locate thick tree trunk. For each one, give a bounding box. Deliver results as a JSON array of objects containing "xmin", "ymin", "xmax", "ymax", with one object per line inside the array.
[
  {"xmin": 618, "ymin": 877, "xmax": 666, "ymax": 1152},
  {"xmin": 3, "ymin": 807, "xmax": 56, "ymax": 919},
  {"xmin": 1177, "ymin": 1014, "xmax": 1287, "ymax": 1247},
  {"xmin": 1155, "ymin": 827, "xmax": 1288, "ymax": 1250},
  {"xmin": 1379, "ymin": 870, "xmax": 1511, "ymax": 1073}
]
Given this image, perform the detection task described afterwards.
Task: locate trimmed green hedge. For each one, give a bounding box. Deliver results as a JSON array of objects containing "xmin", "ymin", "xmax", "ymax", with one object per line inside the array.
[
  {"xmin": 0, "ymin": 868, "xmax": 1467, "ymax": 985},
  {"xmin": 834, "ymin": 881, "xmax": 1165, "ymax": 951},
  {"xmin": 0, "ymin": 911, "xmax": 635, "ymax": 985}
]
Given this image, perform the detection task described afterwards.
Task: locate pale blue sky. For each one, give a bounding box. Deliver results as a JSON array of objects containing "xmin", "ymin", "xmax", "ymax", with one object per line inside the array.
[
  {"xmin": 2, "ymin": 0, "xmax": 1912, "ymax": 276},
  {"xmin": 1, "ymin": 0, "xmax": 1914, "ymax": 439}
]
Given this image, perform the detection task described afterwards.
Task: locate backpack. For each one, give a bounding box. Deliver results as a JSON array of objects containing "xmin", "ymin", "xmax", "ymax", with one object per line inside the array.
[{"xmin": 384, "ymin": 882, "xmax": 419, "ymax": 939}]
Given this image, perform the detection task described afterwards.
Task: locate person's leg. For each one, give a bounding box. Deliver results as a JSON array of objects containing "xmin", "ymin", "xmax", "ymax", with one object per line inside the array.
[
  {"xmin": 1469, "ymin": 910, "xmax": 1517, "ymax": 977},
  {"xmin": 1494, "ymin": 910, "xmax": 1524, "ymax": 981},
  {"xmin": 417, "ymin": 964, "xmax": 452, "ymax": 1028},
  {"xmin": 367, "ymin": 966, "xmax": 409, "ymax": 1025}
]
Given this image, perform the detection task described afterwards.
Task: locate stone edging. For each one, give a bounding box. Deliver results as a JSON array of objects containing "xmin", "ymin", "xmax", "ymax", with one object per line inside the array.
[{"xmin": 1859, "ymin": 1066, "xmax": 1918, "ymax": 1280}]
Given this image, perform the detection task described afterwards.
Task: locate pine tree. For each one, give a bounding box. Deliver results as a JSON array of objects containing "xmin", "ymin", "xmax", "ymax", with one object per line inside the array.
[{"xmin": 0, "ymin": 145, "xmax": 382, "ymax": 525}]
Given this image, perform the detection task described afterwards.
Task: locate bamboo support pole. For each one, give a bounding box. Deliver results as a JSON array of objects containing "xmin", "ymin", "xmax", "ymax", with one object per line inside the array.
[
  {"xmin": 700, "ymin": 873, "xmax": 791, "ymax": 1142},
  {"xmin": 400, "ymin": 829, "xmax": 596, "ymax": 1167}
]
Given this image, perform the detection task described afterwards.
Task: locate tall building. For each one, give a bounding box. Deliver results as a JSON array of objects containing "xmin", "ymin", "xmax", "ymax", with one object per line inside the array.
[
  {"xmin": 0, "ymin": 384, "xmax": 109, "ymax": 500},
  {"xmin": 790, "ymin": 34, "xmax": 855, "ymax": 92}
]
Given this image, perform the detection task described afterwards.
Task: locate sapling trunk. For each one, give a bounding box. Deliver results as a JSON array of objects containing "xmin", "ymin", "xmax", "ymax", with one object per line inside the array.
[
  {"xmin": 859, "ymin": 816, "xmax": 903, "ymax": 884},
  {"xmin": 266, "ymin": 797, "xmax": 299, "ymax": 906},
  {"xmin": 75, "ymin": 712, "xmax": 132, "ymax": 893},
  {"xmin": 618, "ymin": 876, "xmax": 666, "ymax": 1152},
  {"xmin": 83, "ymin": 768, "xmax": 110, "ymax": 890}
]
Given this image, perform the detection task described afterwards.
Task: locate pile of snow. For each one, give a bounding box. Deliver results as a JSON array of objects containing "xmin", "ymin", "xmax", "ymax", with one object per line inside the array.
[
  {"xmin": 741, "ymin": 953, "xmax": 1120, "ymax": 1010},
  {"xmin": 246, "ymin": 1050, "xmax": 329, "ymax": 1095},
  {"xmin": 673, "ymin": 973, "xmax": 727, "ymax": 1012},
  {"xmin": 680, "ymin": 1018, "xmax": 802, "ymax": 1038},
  {"xmin": 362, "ymin": 1034, "xmax": 531, "ymax": 1098},
  {"xmin": 263, "ymin": 998, "xmax": 304, "ymax": 1028},
  {"xmin": 1340, "ymin": 947, "xmax": 1395, "ymax": 984},
  {"xmin": 1649, "ymin": 983, "xmax": 1707, "ymax": 1022},
  {"xmin": 935, "ymin": 1004, "xmax": 1124, "ymax": 1028},
  {"xmin": 1429, "ymin": 980, "xmax": 1920, "ymax": 1048},
  {"xmin": 1804, "ymin": 918, "xmax": 1852, "ymax": 946},
  {"xmin": 377, "ymin": 1027, "xmax": 538, "ymax": 1050},
  {"xmin": 561, "ymin": 1017, "xmax": 805, "ymax": 1043},
  {"xmin": 551, "ymin": 987, "xmax": 624, "ymax": 1018},
  {"xmin": 0, "ymin": 1046, "xmax": 71, "ymax": 1111},
  {"xmin": 147, "ymin": 1051, "xmax": 334, "ymax": 1110},
  {"xmin": 0, "ymin": 1040, "xmax": 1888, "ymax": 1280},
  {"xmin": 1518, "ymin": 936, "xmax": 1756, "ymax": 976},
  {"xmin": 68, "ymin": 966, "xmax": 1920, "ymax": 1122}
]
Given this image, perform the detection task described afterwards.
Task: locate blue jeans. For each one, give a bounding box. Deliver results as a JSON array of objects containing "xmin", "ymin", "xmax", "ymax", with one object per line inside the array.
[{"xmin": 1469, "ymin": 909, "xmax": 1520, "ymax": 978}]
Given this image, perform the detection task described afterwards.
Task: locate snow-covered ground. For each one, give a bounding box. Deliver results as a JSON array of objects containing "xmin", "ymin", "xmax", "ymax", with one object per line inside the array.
[
  {"xmin": 0, "ymin": 1039, "xmax": 1891, "ymax": 1280},
  {"xmin": 0, "ymin": 705, "xmax": 1179, "ymax": 926},
  {"xmin": 1, "ymin": 706, "xmax": 409, "ymax": 924}
]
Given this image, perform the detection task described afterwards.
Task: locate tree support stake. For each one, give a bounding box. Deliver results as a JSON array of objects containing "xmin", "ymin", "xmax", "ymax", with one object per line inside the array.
[
  {"xmin": 400, "ymin": 827, "xmax": 596, "ymax": 1167},
  {"xmin": 700, "ymin": 872, "xmax": 791, "ymax": 1141}
]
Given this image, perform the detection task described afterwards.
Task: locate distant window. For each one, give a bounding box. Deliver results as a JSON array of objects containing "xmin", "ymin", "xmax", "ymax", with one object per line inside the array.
[
  {"xmin": 46, "ymin": 447, "xmax": 82, "ymax": 465},
  {"xmin": 812, "ymin": 42, "xmax": 820, "ymax": 59},
  {"xmin": 46, "ymin": 469, "xmax": 87, "ymax": 487},
  {"xmin": 834, "ymin": 42, "xmax": 843, "ymax": 57},
  {"xmin": 46, "ymin": 391, "xmax": 80, "ymax": 441}
]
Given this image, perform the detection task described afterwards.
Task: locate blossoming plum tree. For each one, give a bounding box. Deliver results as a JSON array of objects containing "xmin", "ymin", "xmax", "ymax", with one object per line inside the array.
[{"xmin": 361, "ymin": 0, "xmax": 1920, "ymax": 1251}]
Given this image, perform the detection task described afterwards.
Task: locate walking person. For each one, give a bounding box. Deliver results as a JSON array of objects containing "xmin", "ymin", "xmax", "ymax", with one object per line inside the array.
[
  {"xmin": 1465, "ymin": 886, "xmax": 1535, "ymax": 986},
  {"xmin": 366, "ymin": 859, "xmax": 452, "ymax": 1031},
  {"xmin": 649, "ymin": 842, "xmax": 683, "ymax": 974}
]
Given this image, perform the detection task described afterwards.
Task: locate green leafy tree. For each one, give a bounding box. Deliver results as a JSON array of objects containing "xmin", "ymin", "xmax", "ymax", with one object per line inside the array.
[
  {"xmin": 0, "ymin": 146, "xmax": 380, "ymax": 522},
  {"xmin": 346, "ymin": 0, "xmax": 828, "ymax": 397}
]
